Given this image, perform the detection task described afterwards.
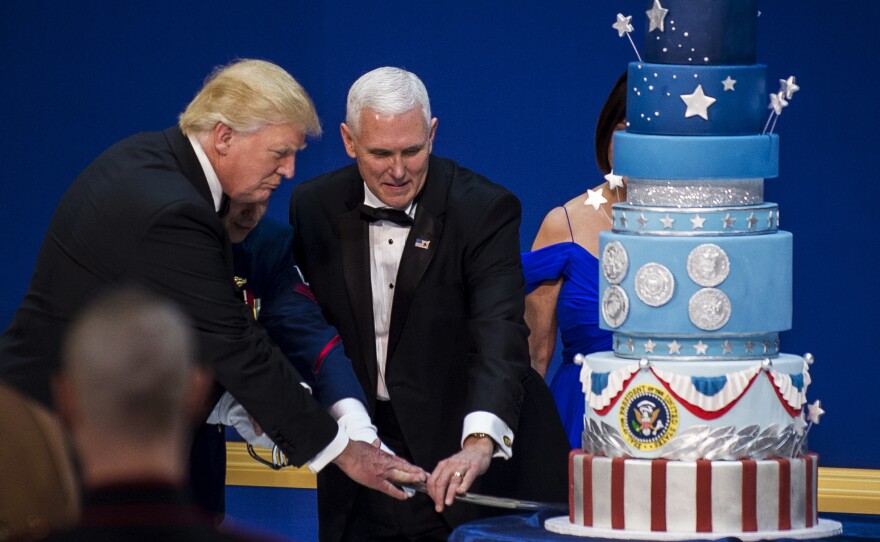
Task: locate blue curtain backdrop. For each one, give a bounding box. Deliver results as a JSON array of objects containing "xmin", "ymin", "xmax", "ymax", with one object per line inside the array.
[{"xmin": 2, "ymin": 0, "xmax": 877, "ymax": 476}]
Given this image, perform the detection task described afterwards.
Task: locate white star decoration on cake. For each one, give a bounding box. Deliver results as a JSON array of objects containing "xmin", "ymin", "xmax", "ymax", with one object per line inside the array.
[
  {"xmin": 660, "ymin": 214, "xmax": 675, "ymax": 229},
  {"xmin": 694, "ymin": 341, "xmax": 709, "ymax": 355},
  {"xmin": 644, "ymin": 339, "xmax": 656, "ymax": 353},
  {"xmin": 769, "ymin": 91, "xmax": 789, "ymax": 115},
  {"xmin": 779, "ymin": 76, "xmax": 800, "ymax": 99},
  {"xmin": 613, "ymin": 13, "xmax": 634, "ymax": 37},
  {"xmin": 681, "ymin": 84, "xmax": 716, "ymax": 120},
  {"xmin": 690, "ymin": 214, "xmax": 706, "ymax": 229},
  {"xmin": 667, "ymin": 340, "xmax": 682, "ymax": 355},
  {"xmin": 807, "ymin": 400, "xmax": 825, "ymax": 424},
  {"xmin": 722, "ymin": 76, "xmax": 737, "ymax": 91},
  {"xmin": 604, "ymin": 170, "xmax": 624, "ymax": 190},
  {"xmin": 584, "ymin": 188, "xmax": 608, "ymax": 210},
  {"xmin": 646, "ymin": 0, "xmax": 669, "ymax": 32}
]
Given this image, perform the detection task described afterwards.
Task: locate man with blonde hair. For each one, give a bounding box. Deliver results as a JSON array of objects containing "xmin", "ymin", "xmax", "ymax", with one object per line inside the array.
[{"xmin": 0, "ymin": 58, "xmax": 425, "ymax": 519}]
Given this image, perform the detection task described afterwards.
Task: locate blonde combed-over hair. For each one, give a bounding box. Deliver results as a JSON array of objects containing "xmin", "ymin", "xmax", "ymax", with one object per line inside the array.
[{"xmin": 179, "ymin": 58, "xmax": 321, "ymax": 138}]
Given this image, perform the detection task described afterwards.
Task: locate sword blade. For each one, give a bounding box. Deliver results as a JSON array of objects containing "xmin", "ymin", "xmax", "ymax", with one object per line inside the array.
[{"xmin": 401, "ymin": 482, "xmax": 567, "ymax": 512}]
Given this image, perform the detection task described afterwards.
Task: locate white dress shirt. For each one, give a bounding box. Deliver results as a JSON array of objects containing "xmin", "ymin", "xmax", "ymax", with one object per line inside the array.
[{"xmin": 362, "ymin": 185, "xmax": 513, "ymax": 458}]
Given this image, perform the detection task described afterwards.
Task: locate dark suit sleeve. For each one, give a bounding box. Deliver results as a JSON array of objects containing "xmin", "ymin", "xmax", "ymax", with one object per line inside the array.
[
  {"xmin": 238, "ymin": 220, "xmax": 369, "ymax": 408},
  {"xmin": 461, "ymin": 189, "xmax": 531, "ymax": 432},
  {"xmin": 134, "ymin": 201, "xmax": 338, "ymax": 465}
]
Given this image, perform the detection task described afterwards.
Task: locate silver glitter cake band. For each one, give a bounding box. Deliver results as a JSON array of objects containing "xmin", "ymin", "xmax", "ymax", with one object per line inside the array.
[
  {"xmin": 612, "ymin": 332, "xmax": 780, "ymax": 360},
  {"xmin": 627, "ymin": 178, "xmax": 765, "ymax": 207}
]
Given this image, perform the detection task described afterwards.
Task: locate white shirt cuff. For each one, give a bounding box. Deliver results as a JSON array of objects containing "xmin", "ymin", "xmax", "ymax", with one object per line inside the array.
[
  {"xmin": 329, "ymin": 398, "xmax": 380, "ymax": 445},
  {"xmin": 306, "ymin": 425, "xmax": 349, "ymax": 473},
  {"xmin": 461, "ymin": 411, "xmax": 513, "ymax": 459}
]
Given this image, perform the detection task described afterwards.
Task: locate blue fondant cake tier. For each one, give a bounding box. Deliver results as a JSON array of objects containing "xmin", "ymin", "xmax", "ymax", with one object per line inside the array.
[
  {"xmin": 613, "ymin": 131, "xmax": 779, "ymax": 179},
  {"xmin": 597, "ymin": 231, "xmax": 792, "ymax": 335},
  {"xmin": 627, "ymin": 62, "xmax": 767, "ymax": 135},
  {"xmin": 642, "ymin": 0, "xmax": 758, "ymax": 66}
]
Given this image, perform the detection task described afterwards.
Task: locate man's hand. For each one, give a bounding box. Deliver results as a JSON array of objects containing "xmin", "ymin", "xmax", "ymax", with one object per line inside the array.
[
  {"xmin": 426, "ymin": 434, "xmax": 494, "ymax": 512},
  {"xmin": 333, "ymin": 439, "xmax": 428, "ymax": 500}
]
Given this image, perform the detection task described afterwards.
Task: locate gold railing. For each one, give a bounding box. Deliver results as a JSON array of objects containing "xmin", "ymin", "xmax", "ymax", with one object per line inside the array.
[{"xmin": 227, "ymin": 442, "xmax": 880, "ymax": 514}]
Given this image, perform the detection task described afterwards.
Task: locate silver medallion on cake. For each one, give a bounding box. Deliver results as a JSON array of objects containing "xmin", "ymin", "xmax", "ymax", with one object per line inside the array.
[
  {"xmin": 601, "ymin": 241, "xmax": 629, "ymax": 285},
  {"xmin": 601, "ymin": 285, "xmax": 629, "ymax": 328},
  {"xmin": 634, "ymin": 263, "xmax": 674, "ymax": 307},
  {"xmin": 688, "ymin": 288, "xmax": 732, "ymax": 331},
  {"xmin": 686, "ymin": 243, "xmax": 730, "ymax": 287}
]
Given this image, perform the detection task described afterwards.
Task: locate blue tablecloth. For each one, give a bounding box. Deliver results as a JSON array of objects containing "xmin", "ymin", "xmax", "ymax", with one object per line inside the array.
[{"xmin": 449, "ymin": 511, "xmax": 880, "ymax": 542}]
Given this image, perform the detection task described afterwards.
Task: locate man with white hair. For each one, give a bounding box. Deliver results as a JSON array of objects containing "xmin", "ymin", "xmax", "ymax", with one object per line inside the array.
[{"xmin": 291, "ymin": 66, "xmax": 568, "ymax": 541}]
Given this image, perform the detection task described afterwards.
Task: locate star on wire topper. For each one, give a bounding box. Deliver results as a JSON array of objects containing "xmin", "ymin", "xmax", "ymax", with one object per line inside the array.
[
  {"xmin": 646, "ymin": 0, "xmax": 669, "ymax": 32},
  {"xmin": 779, "ymin": 75, "xmax": 800, "ymax": 99},
  {"xmin": 681, "ymin": 84, "xmax": 717, "ymax": 120},
  {"xmin": 807, "ymin": 400, "xmax": 825, "ymax": 424},
  {"xmin": 768, "ymin": 91, "xmax": 789, "ymax": 115},
  {"xmin": 584, "ymin": 187, "xmax": 608, "ymax": 210},
  {"xmin": 613, "ymin": 13, "xmax": 634, "ymax": 37},
  {"xmin": 604, "ymin": 170, "xmax": 624, "ymax": 190}
]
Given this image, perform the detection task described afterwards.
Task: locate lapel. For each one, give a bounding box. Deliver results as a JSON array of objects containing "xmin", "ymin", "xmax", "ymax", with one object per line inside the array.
[
  {"xmin": 163, "ymin": 126, "xmax": 234, "ymax": 274},
  {"xmin": 386, "ymin": 156, "xmax": 447, "ymax": 362},
  {"xmin": 338, "ymin": 183, "xmax": 380, "ymax": 394},
  {"xmin": 163, "ymin": 127, "xmax": 213, "ymax": 208}
]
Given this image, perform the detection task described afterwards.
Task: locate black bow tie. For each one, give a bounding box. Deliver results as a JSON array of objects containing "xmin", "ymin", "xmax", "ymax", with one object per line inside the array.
[{"xmin": 359, "ymin": 204, "xmax": 414, "ymax": 226}]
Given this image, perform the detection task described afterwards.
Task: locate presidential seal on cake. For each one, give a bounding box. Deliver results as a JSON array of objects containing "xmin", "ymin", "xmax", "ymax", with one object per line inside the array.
[{"xmin": 544, "ymin": 1, "xmax": 842, "ymax": 539}]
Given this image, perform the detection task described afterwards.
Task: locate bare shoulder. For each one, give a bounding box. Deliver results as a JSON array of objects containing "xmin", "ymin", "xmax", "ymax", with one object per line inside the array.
[
  {"xmin": 561, "ymin": 191, "xmax": 609, "ymax": 257},
  {"xmin": 531, "ymin": 205, "xmax": 574, "ymax": 250}
]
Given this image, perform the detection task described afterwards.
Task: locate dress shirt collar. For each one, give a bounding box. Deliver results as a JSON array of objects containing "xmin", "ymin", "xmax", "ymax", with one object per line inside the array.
[
  {"xmin": 188, "ymin": 134, "xmax": 224, "ymax": 212},
  {"xmin": 362, "ymin": 183, "xmax": 417, "ymax": 219}
]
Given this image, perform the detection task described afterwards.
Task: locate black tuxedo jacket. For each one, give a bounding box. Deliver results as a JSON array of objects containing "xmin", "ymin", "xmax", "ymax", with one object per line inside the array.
[
  {"xmin": 291, "ymin": 155, "xmax": 568, "ymax": 538},
  {"xmin": 0, "ymin": 127, "xmax": 338, "ymax": 465}
]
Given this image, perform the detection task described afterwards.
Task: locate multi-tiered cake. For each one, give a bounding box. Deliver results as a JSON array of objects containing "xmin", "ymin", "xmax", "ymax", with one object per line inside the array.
[{"xmin": 546, "ymin": 1, "xmax": 841, "ymax": 539}]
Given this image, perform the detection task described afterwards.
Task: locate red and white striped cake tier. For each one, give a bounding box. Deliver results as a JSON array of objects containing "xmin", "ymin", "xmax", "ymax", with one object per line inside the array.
[{"xmin": 544, "ymin": 451, "xmax": 840, "ymax": 539}]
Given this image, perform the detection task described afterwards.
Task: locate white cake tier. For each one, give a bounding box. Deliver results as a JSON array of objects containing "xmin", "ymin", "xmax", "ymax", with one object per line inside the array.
[
  {"xmin": 562, "ymin": 452, "xmax": 830, "ymax": 536},
  {"xmin": 580, "ymin": 352, "xmax": 808, "ymax": 460}
]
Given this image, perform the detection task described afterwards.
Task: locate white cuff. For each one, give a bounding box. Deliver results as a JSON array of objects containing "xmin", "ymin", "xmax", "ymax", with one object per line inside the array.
[
  {"xmin": 306, "ymin": 425, "xmax": 349, "ymax": 473},
  {"xmin": 461, "ymin": 411, "xmax": 513, "ymax": 459},
  {"xmin": 329, "ymin": 398, "xmax": 380, "ymax": 445}
]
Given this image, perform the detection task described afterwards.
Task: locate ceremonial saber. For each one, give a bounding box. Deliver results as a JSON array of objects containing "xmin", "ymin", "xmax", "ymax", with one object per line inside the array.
[{"xmin": 401, "ymin": 482, "xmax": 568, "ymax": 512}]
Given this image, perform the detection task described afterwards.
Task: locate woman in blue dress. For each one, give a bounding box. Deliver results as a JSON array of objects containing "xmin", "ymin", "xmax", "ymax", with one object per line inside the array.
[{"xmin": 523, "ymin": 73, "xmax": 627, "ymax": 449}]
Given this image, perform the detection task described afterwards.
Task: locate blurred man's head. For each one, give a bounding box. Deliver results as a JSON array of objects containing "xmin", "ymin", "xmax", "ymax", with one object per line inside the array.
[{"xmin": 56, "ymin": 287, "xmax": 210, "ymax": 485}]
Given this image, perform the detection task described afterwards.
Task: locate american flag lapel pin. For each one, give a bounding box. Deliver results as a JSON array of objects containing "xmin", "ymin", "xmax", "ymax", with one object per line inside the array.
[{"xmin": 414, "ymin": 238, "xmax": 430, "ymax": 250}]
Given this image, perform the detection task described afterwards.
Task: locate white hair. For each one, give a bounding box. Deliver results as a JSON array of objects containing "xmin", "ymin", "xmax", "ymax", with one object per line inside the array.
[{"xmin": 345, "ymin": 67, "xmax": 431, "ymax": 135}]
